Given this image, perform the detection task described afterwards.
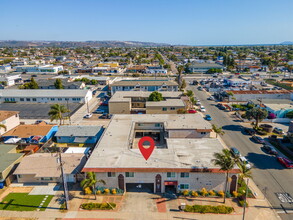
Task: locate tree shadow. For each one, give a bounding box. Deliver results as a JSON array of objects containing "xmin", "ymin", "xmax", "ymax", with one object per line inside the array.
[
  {"xmin": 222, "ymin": 124, "xmax": 243, "ymax": 132},
  {"xmin": 246, "ymin": 152, "xmax": 284, "ymax": 170}
]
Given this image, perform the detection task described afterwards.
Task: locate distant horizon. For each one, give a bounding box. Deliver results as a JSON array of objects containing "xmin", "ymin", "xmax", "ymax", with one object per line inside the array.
[{"xmin": 0, "ymin": 39, "xmax": 292, "ymax": 47}]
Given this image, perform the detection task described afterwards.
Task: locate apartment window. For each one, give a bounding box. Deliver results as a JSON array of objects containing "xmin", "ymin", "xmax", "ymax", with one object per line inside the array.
[
  {"xmin": 167, "ymin": 172, "xmax": 176, "ymax": 178},
  {"xmin": 20, "ymin": 98, "xmax": 24, "ymax": 101},
  {"xmin": 155, "ymin": 123, "xmax": 161, "ymax": 127},
  {"xmin": 179, "ymin": 184, "xmax": 189, "ymax": 189},
  {"xmin": 26, "ymin": 98, "xmax": 30, "ymax": 101},
  {"xmin": 201, "ymin": 132, "xmax": 206, "ymax": 135},
  {"xmin": 32, "ymin": 98, "xmax": 37, "ymax": 101},
  {"xmin": 162, "ymin": 107, "xmax": 167, "ymax": 111},
  {"xmin": 41, "ymin": 177, "xmax": 53, "ymax": 181},
  {"xmin": 107, "ymin": 172, "xmax": 116, "ymax": 177},
  {"xmin": 170, "ymin": 107, "xmax": 175, "ymax": 110},
  {"xmin": 58, "ymin": 98, "xmax": 62, "ymax": 101},
  {"xmin": 180, "ymin": 172, "xmax": 189, "ymax": 178},
  {"xmin": 50, "ymin": 98, "xmax": 55, "ymax": 101},
  {"xmin": 125, "ymin": 172, "xmax": 134, "ymax": 177}
]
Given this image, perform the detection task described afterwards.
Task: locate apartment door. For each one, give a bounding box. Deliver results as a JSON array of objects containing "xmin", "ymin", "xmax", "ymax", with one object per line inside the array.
[
  {"xmin": 118, "ymin": 174, "xmax": 124, "ymax": 190},
  {"xmin": 155, "ymin": 174, "xmax": 162, "ymax": 193}
]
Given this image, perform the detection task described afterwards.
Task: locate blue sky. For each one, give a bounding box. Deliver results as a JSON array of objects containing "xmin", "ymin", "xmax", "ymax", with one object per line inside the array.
[{"xmin": 1, "ymin": 0, "xmax": 292, "ymax": 45}]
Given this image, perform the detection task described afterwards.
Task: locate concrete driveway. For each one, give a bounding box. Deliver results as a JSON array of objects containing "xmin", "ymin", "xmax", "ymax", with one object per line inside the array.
[{"xmin": 29, "ymin": 184, "xmax": 60, "ymax": 195}]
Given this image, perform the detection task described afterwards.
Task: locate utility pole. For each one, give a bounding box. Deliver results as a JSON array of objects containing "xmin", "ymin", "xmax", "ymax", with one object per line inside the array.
[
  {"xmin": 58, "ymin": 149, "xmax": 70, "ymax": 210},
  {"xmin": 242, "ymin": 178, "xmax": 249, "ymax": 220}
]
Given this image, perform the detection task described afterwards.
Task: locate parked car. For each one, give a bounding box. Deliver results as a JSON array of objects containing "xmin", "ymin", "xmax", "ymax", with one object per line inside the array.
[
  {"xmin": 239, "ymin": 156, "xmax": 251, "ymax": 169},
  {"xmin": 273, "ymin": 127, "xmax": 284, "ymax": 134},
  {"xmin": 198, "ymin": 86, "xmax": 203, "ymax": 91},
  {"xmin": 252, "ymin": 135, "xmax": 265, "ymax": 144},
  {"xmin": 188, "ymin": 109, "xmax": 197, "ymax": 114},
  {"xmin": 100, "ymin": 101, "xmax": 109, "ymax": 106},
  {"xmin": 93, "ymin": 109, "xmax": 105, "ymax": 114},
  {"xmin": 263, "ymin": 144, "xmax": 278, "ymax": 155},
  {"xmin": 230, "ymin": 147, "xmax": 241, "ymax": 157},
  {"xmin": 243, "ymin": 127, "xmax": 256, "ymax": 135},
  {"xmin": 216, "ymin": 103, "xmax": 222, "ymax": 108},
  {"xmin": 200, "ymin": 106, "xmax": 206, "ymax": 112},
  {"xmin": 277, "ymin": 157, "xmax": 293, "ymax": 168},
  {"xmin": 99, "ymin": 113, "xmax": 112, "ymax": 119},
  {"xmin": 219, "ymin": 105, "xmax": 226, "ymax": 110},
  {"xmin": 205, "ymin": 114, "xmax": 212, "ymax": 121},
  {"xmin": 35, "ymin": 120, "xmax": 48, "ymax": 124},
  {"xmin": 207, "ymin": 96, "xmax": 215, "ymax": 101},
  {"xmin": 84, "ymin": 113, "xmax": 93, "ymax": 119}
]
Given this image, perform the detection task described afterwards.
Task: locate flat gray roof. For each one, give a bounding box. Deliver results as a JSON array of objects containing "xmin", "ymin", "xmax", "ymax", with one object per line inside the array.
[
  {"xmin": 189, "ymin": 63, "xmax": 223, "ymax": 68},
  {"xmin": 84, "ymin": 114, "xmax": 218, "ymax": 170},
  {"xmin": 146, "ymin": 99, "xmax": 185, "ymax": 107},
  {"xmin": 111, "ymin": 80, "xmax": 178, "ymax": 87},
  {"xmin": 55, "ymin": 125, "xmax": 103, "ymax": 137},
  {"xmin": 0, "ymin": 89, "xmax": 90, "ymax": 98}
]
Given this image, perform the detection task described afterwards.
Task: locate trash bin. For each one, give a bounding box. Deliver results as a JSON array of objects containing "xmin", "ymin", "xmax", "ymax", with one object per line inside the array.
[
  {"xmin": 0, "ymin": 182, "xmax": 4, "ymax": 189},
  {"xmin": 180, "ymin": 203, "xmax": 186, "ymax": 210}
]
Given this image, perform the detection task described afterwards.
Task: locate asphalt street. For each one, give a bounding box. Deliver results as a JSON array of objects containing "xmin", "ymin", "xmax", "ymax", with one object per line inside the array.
[{"xmin": 186, "ymin": 82, "xmax": 293, "ymax": 220}]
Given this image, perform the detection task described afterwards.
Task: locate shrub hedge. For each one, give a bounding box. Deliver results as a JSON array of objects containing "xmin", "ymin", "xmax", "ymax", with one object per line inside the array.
[
  {"xmin": 184, "ymin": 204, "xmax": 234, "ymax": 214},
  {"xmin": 80, "ymin": 202, "xmax": 116, "ymax": 210}
]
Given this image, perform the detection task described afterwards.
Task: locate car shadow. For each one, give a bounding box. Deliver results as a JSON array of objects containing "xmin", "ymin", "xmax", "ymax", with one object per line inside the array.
[{"xmin": 246, "ymin": 152, "xmax": 284, "ymax": 170}]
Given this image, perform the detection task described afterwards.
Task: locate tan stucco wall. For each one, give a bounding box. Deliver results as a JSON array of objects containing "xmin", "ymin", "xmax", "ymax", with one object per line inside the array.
[
  {"xmin": 0, "ymin": 114, "xmax": 20, "ymax": 135},
  {"xmin": 95, "ymin": 172, "xmax": 237, "ymax": 193},
  {"xmin": 146, "ymin": 106, "xmax": 183, "ymax": 114},
  {"xmin": 109, "ymin": 101, "xmax": 131, "ymax": 114},
  {"xmin": 168, "ymin": 129, "xmax": 211, "ymax": 138},
  {"xmin": 16, "ymin": 174, "xmax": 76, "ymax": 183}
]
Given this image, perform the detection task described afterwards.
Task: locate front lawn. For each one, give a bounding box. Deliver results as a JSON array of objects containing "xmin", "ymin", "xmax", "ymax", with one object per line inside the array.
[{"xmin": 0, "ymin": 193, "xmax": 53, "ymax": 211}]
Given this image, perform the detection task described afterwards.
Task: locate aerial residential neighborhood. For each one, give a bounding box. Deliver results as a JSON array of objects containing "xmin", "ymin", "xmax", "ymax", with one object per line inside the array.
[{"xmin": 0, "ymin": 1, "xmax": 293, "ymax": 220}]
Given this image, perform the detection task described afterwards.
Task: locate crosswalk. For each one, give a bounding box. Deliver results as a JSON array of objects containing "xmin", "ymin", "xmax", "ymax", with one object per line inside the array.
[{"xmin": 275, "ymin": 192, "xmax": 293, "ymax": 203}]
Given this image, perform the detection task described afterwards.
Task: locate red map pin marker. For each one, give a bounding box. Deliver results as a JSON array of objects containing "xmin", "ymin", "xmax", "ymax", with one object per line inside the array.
[{"xmin": 138, "ymin": 136, "xmax": 155, "ymax": 160}]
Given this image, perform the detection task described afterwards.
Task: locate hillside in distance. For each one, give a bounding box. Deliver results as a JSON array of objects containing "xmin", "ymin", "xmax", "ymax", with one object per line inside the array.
[{"xmin": 0, "ymin": 40, "xmax": 170, "ymax": 48}]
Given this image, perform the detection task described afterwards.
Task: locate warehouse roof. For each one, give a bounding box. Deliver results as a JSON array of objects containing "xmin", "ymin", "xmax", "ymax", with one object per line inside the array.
[
  {"xmin": 146, "ymin": 99, "xmax": 185, "ymax": 107},
  {"xmin": 111, "ymin": 80, "xmax": 178, "ymax": 87}
]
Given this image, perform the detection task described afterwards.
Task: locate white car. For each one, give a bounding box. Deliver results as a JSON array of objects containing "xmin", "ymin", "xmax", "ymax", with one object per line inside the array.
[
  {"xmin": 84, "ymin": 113, "xmax": 93, "ymax": 119},
  {"xmin": 200, "ymin": 106, "xmax": 206, "ymax": 112},
  {"xmin": 239, "ymin": 156, "xmax": 251, "ymax": 169}
]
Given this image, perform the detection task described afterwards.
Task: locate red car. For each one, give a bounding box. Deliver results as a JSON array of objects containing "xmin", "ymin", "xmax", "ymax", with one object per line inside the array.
[
  {"xmin": 188, "ymin": 109, "xmax": 197, "ymax": 114},
  {"xmin": 277, "ymin": 157, "xmax": 293, "ymax": 168}
]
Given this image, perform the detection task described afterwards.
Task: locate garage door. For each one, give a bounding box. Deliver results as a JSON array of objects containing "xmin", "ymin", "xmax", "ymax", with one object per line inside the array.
[{"xmin": 126, "ymin": 183, "xmax": 154, "ymax": 193}]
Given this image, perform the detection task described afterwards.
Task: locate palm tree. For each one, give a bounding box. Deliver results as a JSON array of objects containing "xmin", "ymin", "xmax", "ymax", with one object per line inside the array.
[
  {"xmin": 212, "ymin": 124, "xmax": 225, "ymax": 138},
  {"xmin": 212, "ymin": 149, "xmax": 235, "ymax": 203},
  {"xmin": 0, "ymin": 124, "xmax": 7, "ymax": 132},
  {"xmin": 80, "ymin": 172, "xmax": 106, "ymax": 200},
  {"xmin": 238, "ymin": 164, "xmax": 252, "ymax": 186},
  {"xmin": 48, "ymin": 104, "xmax": 70, "ymax": 125}
]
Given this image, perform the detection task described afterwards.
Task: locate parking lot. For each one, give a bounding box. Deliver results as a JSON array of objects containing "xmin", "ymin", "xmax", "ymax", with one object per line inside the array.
[{"xmin": 0, "ymin": 103, "xmax": 82, "ymax": 119}]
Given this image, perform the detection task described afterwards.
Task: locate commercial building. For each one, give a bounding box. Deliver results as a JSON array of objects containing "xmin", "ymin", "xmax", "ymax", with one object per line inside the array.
[
  {"xmin": 146, "ymin": 66, "xmax": 168, "ymax": 74},
  {"xmin": 224, "ymin": 78, "xmax": 251, "ymax": 87},
  {"xmin": 110, "ymin": 79, "xmax": 178, "ymax": 95},
  {"xmin": 0, "ymin": 74, "xmax": 22, "ymax": 86},
  {"xmin": 0, "ymin": 145, "xmax": 24, "ymax": 186},
  {"xmin": 253, "ymin": 99, "xmax": 293, "ymax": 118},
  {"xmin": 188, "ymin": 63, "xmax": 223, "ymax": 73},
  {"xmin": 0, "ymin": 89, "xmax": 92, "ymax": 103},
  {"xmin": 54, "ymin": 125, "xmax": 104, "ymax": 147},
  {"xmin": 15, "ymin": 65, "xmax": 63, "ymax": 74},
  {"xmin": 109, "ymin": 91, "xmax": 185, "ymax": 114},
  {"xmin": 0, "ymin": 111, "xmax": 20, "ymax": 135},
  {"xmin": 14, "ymin": 153, "xmax": 86, "ymax": 183},
  {"xmin": 225, "ymin": 90, "xmax": 292, "ymax": 102},
  {"xmin": 83, "ymin": 114, "xmax": 239, "ymax": 193},
  {"xmin": 0, "ymin": 65, "xmax": 12, "ymax": 73}
]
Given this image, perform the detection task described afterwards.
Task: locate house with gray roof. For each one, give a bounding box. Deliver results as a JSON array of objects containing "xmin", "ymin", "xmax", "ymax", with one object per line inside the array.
[{"xmin": 54, "ymin": 125, "xmax": 104, "ymax": 146}]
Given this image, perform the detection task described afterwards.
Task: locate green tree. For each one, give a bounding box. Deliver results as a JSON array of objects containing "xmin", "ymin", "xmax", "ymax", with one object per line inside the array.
[
  {"xmin": 180, "ymin": 79, "xmax": 186, "ymax": 90},
  {"xmin": 58, "ymin": 70, "xmax": 69, "ymax": 75},
  {"xmin": 80, "ymin": 172, "xmax": 106, "ymax": 200},
  {"xmin": 212, "ymin": 124, "xmax": 225, "ymax": 138},
  {"xmin": 29, "ymin": 77, "xmax": 39, "ymax": 89},
  {"xmin": 177, "ymin": 65, "xmax": 184, "ymax": 85},
  {"xmin": 238, "ymin": 164, "xmax": 252, "ymax": 186},
  {"xmin": 48, "ymin": 104, "xmax": 70, "ymax": 125},
  {"xmin": 177, "ymin": 108, "xmax": 187, "ymax": 114},
  {"xmin": 54, "ymin": 79, "xmax": 64, "ymax": 89},
  {"xmin": 148, "ymin": 91, "xmax": 164, "ymax": 101},
  {"xmin": 245, "ymin": 108, "xmax": 268, "ymax": 128},
  {"xmin": 211, "ymin": 149, "xmax": 235, "ymax": 203},
  {"xmin": 186, "ymin": 90, "xmax": 194, "ymax": 97},
  {"xmin": 286, "ymin": 110, "xmax": 293, "ymax": 119},
  {"xmin": 206, "ymin": 68, "xmax": 223, "ymax": 74}
]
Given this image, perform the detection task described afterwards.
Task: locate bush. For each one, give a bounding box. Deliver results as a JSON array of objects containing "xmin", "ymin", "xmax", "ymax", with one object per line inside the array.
[
  {"xmin": 80, "ymin": 202, "xmax": 116, "ymax": 210},
  {"xmin": 201, "ymin": 188, "xmax": 208, "ymax": 197},
  {"xmin": 191, "ymin": 191, "xmax": 198, "ymax": 197},
  {"xmin": 96, "ymin": 190, "xmax": 101, "ymax": 195},
  {"xmin": 84, "ymin": 187, "xmax": 92, "ymax": 195},
  {"xmin": 104, "ymin": 188, "xmax": 110, "ymax": 194},
  {"xmin": 218, "ymin": 190, "xmax": 225, "ymax": 198},
  {"xmin": 238, "ymin": 200, "xmax": 249, "ymax": 207},
  {"xmin": 183, "ymin": 190, "xmax": 189, "ymax": 196},
  {"xmin": 184, "ymin": 204, "xmax": 234, "ymax": 214},
  {"xmin": 208, "ymin": 190, "xmax": 216, "ymax": 196},
  {"xmin": 232, "ymin": 191, "xmax": 238, "ymax": 198},
  {"xmin": 111, "ymin": 189, "xmax": 117, "ymax": 194},
  {"xmin": 226, "ymin": 192, "xmax": 232, "ymax": 198}
]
